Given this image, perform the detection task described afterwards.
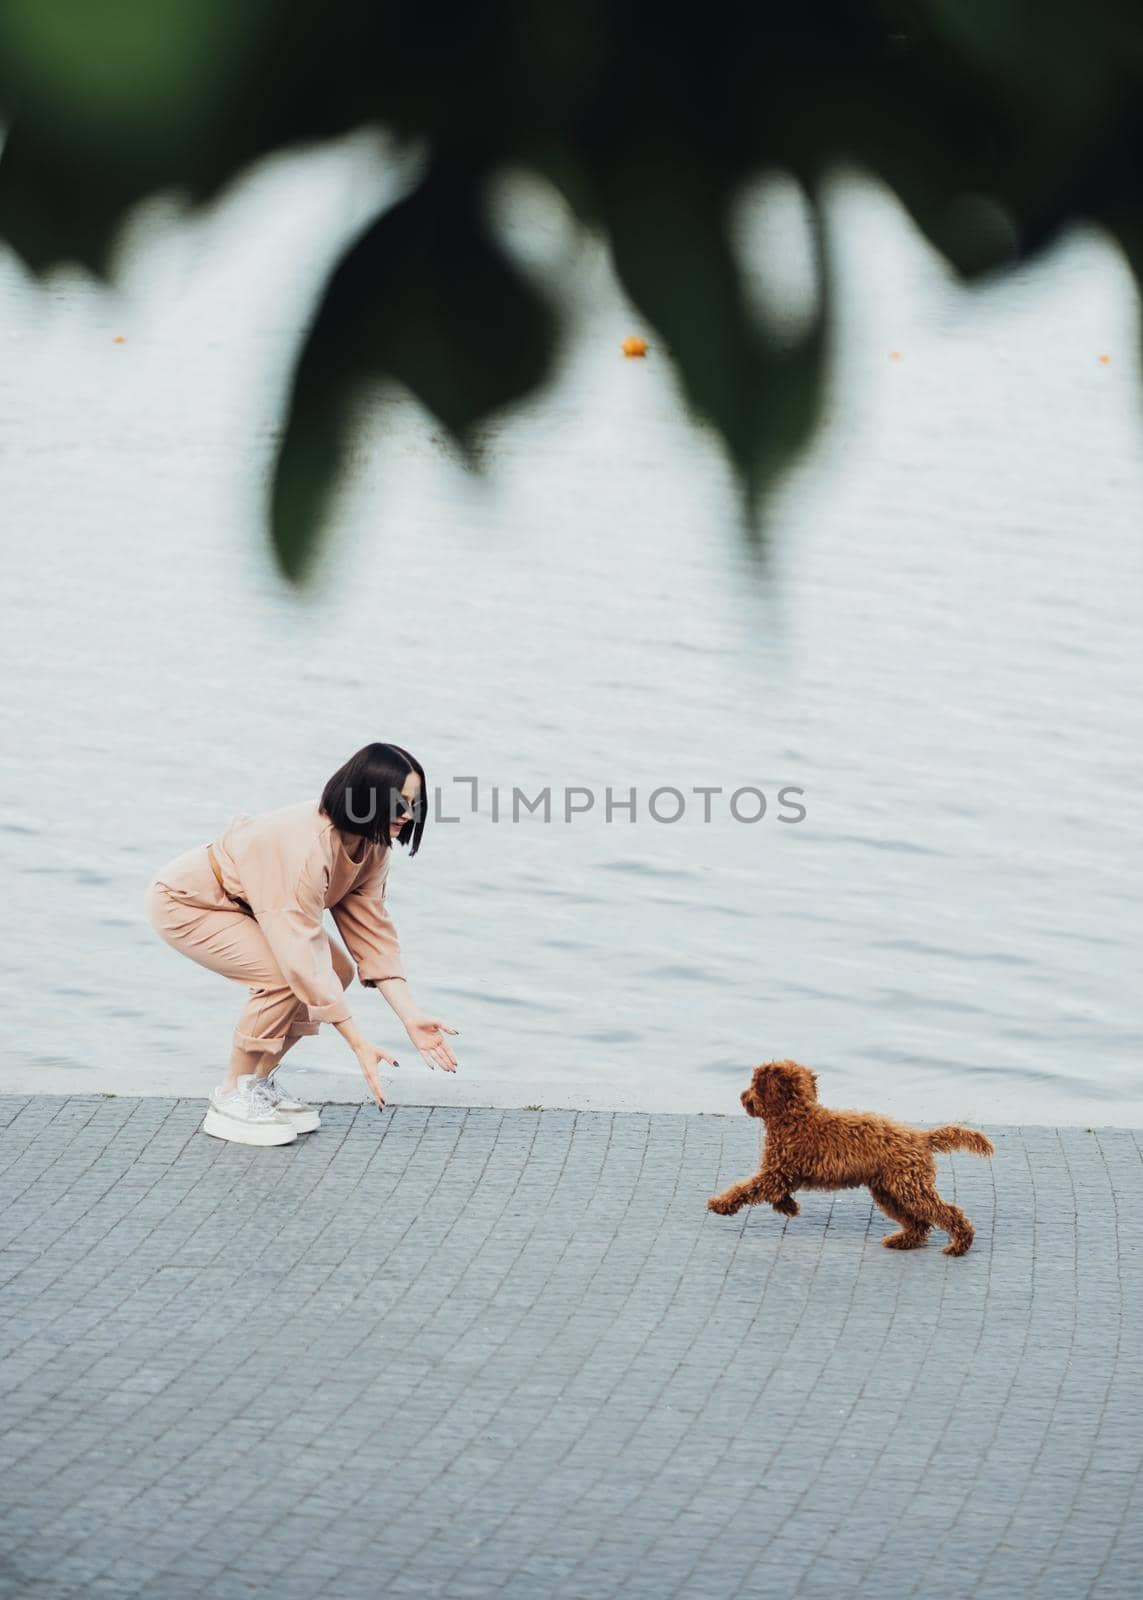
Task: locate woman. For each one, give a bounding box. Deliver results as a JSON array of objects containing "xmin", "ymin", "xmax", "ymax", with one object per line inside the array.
[{"xmin": 144, "ymin": 742, "xmax": 458, "ymax": 1146}]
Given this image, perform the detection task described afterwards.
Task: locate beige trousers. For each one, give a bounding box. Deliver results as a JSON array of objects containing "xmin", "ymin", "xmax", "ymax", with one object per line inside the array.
[{"xmin": 145, "ymin": 844, "xmax": 353, "ymax": 1054}]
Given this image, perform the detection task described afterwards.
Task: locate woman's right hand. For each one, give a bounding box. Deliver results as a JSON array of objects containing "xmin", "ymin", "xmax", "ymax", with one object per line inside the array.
[{"xmin": 354, "ymin": 1040, "xmax": 399, "ymax": 1109}]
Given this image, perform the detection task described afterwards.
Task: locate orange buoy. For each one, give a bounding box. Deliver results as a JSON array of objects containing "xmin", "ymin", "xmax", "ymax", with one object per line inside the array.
[{"xmin": 622, "ymin": 336, "xmax": 648, "ymax": 358}]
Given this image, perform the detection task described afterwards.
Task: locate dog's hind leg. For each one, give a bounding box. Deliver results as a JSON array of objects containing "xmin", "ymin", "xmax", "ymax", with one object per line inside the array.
[
  {"xmin": 870, "ymin": 1184, "xmax": 930, "ymax": 1250},
  {"xmin": 910, "ymin": 1186, "xmax": 974, "ymax": 1256}
]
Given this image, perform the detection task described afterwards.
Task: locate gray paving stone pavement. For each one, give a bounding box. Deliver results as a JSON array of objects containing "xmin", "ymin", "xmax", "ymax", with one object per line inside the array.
[{"xmin": 0, "ymin": 1097, "xmax": 1139, "ymax": 1600}]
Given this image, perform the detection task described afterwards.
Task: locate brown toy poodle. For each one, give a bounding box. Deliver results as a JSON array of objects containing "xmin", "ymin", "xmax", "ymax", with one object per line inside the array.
[{"xmin": 707, "ymin": 1060, "xmax": 994, "ymax": 1255}]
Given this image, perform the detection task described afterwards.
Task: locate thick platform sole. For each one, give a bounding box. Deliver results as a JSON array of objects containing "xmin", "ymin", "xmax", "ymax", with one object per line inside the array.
[
  {"xmin": 279, "ymin": 1108, "xmax": 321, "ymax": 1134},
  {"xmin": 202, "ymin": 1107, "xmax": 298, "ymax": 1147}
]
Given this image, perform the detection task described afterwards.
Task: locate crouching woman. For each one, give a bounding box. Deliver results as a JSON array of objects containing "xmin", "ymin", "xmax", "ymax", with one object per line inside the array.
[{"xmin": 144, "ymin": 742, "xmax": 458, "ymax": 1146}]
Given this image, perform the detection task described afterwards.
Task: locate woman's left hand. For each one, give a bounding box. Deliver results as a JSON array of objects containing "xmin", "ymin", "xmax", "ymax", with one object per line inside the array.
[{"xmin": 404, "ymin": 1012, "xmax": 459, "ymax": 1072}]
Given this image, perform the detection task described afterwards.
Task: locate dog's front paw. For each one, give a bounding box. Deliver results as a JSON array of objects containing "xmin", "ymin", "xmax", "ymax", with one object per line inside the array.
[
  {"xmin": 773, "ymin": 1196, "xmax": 799, "ymax": 1216},
  {"xmin": 707, "ymin": 1194, "xmax": 739, "ymax": 1215}
]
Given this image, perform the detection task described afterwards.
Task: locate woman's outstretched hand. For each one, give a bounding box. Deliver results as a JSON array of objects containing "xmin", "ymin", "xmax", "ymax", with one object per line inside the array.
[
  {"xmin": 404, "ymin": 1013, "xmax": 459, "ymax": 1072},
  {"xmin": 354, "ymin": 1040, "xmax": 399, "ymax": 1108}
]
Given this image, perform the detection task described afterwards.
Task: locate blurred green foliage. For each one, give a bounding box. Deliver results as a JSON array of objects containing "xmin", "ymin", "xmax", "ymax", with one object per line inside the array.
[{"xmin": 1, "ymin": 1, "xmax": 1139, "ymax": 579}]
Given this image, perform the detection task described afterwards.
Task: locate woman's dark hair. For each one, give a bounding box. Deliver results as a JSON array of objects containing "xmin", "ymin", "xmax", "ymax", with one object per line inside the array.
[{"xmin": 320, "ymin": 742, "xmax": 427, "ymax": 857}]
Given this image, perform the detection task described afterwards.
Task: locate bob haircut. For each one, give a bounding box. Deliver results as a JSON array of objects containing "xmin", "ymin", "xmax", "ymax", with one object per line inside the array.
[{"xmin": 320, "ymin": 742, "xmax": 427, "ymax": 858}]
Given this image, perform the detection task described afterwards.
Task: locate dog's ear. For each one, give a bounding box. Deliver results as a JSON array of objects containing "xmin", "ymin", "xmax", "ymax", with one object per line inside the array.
[{"xmin": 759, "ymin": 1063, "xmax": 796, "ymax": 1110}]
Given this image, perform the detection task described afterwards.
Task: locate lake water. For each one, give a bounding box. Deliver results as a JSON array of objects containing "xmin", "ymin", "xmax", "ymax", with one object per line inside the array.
[{"xmin": 1, "ymin": 135, "xmax": 1140, "ymax": 1124}]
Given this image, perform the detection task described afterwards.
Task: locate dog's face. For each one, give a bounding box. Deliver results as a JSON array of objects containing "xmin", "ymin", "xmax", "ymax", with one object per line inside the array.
[{"xmin": 741, "ymin": 1060, "xmax": 819, "ymax": 1118}]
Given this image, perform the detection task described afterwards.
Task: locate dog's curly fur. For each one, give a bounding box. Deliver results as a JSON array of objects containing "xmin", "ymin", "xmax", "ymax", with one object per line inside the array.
[{"xmin": 706, "ymin": 1060, "xmax": 994, "ymax": 1255}]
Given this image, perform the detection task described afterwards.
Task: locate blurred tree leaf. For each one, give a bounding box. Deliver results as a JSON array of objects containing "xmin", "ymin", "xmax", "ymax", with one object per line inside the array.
[
  {"xmin": 0, "ymin": 0, "xmax": 274, "ymax": 270},
  {"xmin": 272, "ymin": 161, "xmax": 558, "ymax": 580},
  {"xmin": 600, "ymin": 141, "xmax": 827, "ymax": 523},
  {"xmin": 0, "ymin": 0, "xmax": 244, "ymax": 130},
  {"xmin": 1, "ymin": 0, "xmax": 1142, "ymax": 580}
]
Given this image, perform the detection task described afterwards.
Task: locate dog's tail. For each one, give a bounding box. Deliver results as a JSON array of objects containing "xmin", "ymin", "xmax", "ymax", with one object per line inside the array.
[{"xmin": 926, "ymin": 1125, "xmax": 994, "ymax": 1158}]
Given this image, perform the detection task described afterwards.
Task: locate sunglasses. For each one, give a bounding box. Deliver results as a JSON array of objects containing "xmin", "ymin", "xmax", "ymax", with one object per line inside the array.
[{"xmin": 390, "ymin": 793, "xmax": 425, "ymax": 823}]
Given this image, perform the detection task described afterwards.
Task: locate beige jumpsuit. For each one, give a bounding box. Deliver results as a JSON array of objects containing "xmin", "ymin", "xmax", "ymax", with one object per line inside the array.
[{"xmin": 144, "ymin": 799, "xmax": 406, "ymax": 1054}]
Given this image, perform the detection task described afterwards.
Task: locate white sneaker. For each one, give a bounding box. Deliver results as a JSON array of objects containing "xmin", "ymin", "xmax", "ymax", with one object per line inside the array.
[
  {"xmin": 258, "ymin": 1068, "xmax": 321, "ymax": 1134},
  {"xmin": 203, "ymin": 1074, "xmax": 298, "ymax": 1147}
]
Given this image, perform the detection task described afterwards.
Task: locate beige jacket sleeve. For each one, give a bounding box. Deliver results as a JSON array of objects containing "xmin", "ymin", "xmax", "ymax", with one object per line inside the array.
[
  {"xmin": 250, "ymin": 839, "xmax": 353, "ymax": 1026},
  {"xmin": 330, "ymin": 854, "xmax": 407, "ymax": 988}
]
